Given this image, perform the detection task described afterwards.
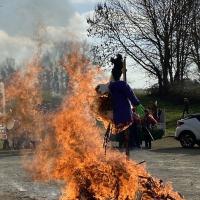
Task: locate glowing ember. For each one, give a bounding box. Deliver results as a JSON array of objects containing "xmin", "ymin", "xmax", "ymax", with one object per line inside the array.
[{"xmin": 20, "ymin": 47, "xmax": 184, "ymax": 199}]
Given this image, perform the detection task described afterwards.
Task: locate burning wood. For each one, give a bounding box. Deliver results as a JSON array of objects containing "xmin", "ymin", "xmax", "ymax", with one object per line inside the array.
[{"xmin": 138, "ymin": 175, "xmax": 180, "ymax": 200}]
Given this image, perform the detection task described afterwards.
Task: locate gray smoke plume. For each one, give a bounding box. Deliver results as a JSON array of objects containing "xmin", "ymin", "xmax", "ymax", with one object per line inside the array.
[{"xmin": 0, "ymin": 0, "xmax": 73, "ymax": 37}]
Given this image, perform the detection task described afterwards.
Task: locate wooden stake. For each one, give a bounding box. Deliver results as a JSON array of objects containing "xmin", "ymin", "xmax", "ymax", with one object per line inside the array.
[
  {"xmin": 122, "ymin": 56, "xmax": 130, "ymax": 158},
  {"xmin": 123, "ymin": 56, "xmax": 127, "ymax": 82}
]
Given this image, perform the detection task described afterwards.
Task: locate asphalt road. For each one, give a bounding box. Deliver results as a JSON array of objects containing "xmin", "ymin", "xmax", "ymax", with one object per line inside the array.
[
  {"xmin": 0, "ymin": 138, "xmax": 199, "ymax": 200},
  {"xmin": 131, "ymin": 138, "xmax": 200, "ymax": 200},
  {"xmin": 0, "ymin": 150, "xmax": 61, "ymax": 200}
]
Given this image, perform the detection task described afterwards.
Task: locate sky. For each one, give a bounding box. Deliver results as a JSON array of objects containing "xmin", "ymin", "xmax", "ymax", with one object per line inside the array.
[{"xmin": 0, "ymin": 0, "xmax": 155, "ymax": 88}]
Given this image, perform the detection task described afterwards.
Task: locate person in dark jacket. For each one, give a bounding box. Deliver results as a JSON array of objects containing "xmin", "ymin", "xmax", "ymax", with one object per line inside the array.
[
  {"xmin": 142, "ymin": 109, "xmax": 157, "ymax": 149},
  {"xmin": 109, "ymin": 70, "xmax": 140, "ymax": 156},
  {"xmin": 182, "ymin": 98, "xmax": 189, "ymax": 118}
]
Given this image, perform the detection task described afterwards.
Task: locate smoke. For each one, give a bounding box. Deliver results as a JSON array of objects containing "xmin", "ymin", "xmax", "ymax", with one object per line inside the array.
[
  {"xmin": 0, "ymin": 0, "xmax": 73, "ymax": 37},
  {"xmin": 0, "ymin": 0, "xmax": 90, "ymax": 65},
  {"xmin": 0, "ymin": 30, "xmax": 34, "ymax": 65}
]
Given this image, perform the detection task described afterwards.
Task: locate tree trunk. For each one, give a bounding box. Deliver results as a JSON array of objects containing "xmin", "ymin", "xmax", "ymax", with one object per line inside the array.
[{"xmin": 157, "ymin": 75, "xmax": 164, "ymax": 96}]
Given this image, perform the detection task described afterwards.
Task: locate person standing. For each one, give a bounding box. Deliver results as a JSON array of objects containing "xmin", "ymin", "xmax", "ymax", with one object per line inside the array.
[
  {"xmin": 142, "ymin": 109, "xmax": 157, "ymax": 149},
  {"xmin": 182, "ymin": 98, "xmax": 190, "ymax": 118}
]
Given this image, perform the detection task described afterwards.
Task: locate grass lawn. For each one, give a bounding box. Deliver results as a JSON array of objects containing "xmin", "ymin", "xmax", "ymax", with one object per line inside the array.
[{"xmin": 137, "ymin": 94, "xmax": 200, "ymax": 136}]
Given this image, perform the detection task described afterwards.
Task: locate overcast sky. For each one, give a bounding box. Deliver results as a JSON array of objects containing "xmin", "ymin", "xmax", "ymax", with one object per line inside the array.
[{"xmin": 0, "ymin": 0, "xmax": 155, "ymax": 88}]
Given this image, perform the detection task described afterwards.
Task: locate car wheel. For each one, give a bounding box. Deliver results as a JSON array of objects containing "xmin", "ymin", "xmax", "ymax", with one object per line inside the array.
[{"xmin": 179, "ymin": 131, "xmax": 196, "ymax": 148}]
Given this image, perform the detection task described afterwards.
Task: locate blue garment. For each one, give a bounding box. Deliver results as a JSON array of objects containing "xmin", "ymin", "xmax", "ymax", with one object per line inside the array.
[{"xmin": 109, "ymin": 81, "xmax": 140, "ymax": 125}]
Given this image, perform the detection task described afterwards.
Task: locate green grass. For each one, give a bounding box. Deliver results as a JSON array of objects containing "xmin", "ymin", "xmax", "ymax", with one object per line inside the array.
[{"xmin": 137, "ymin": 94, "xmax": 200, "ymax": 136}]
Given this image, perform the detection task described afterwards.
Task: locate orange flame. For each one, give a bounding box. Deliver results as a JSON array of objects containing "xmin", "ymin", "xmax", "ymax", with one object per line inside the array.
[
  {"xmin": 26, "ymin": 46, "xmax": 184, "ymax": 200},
  {"xmin": 5, "ymin": 58, "xmax": 45, "ymax": 144}
]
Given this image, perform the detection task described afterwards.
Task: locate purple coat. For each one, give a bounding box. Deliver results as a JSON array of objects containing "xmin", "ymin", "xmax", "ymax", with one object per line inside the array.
[{"xmin": 109, "ymin": 81, "xmax": 140, "ymax": 125}]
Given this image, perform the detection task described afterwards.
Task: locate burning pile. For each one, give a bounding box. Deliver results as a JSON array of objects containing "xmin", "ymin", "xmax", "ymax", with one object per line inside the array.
[{"xmin": 21, "ymin": 47, "xmax": 184, "ymax": 199}]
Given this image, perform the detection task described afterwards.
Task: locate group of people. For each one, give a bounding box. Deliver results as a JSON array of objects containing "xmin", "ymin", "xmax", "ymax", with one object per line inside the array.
[{"xmin": 119, "ymin": 107, "xmax": 158, "ymax": 150}]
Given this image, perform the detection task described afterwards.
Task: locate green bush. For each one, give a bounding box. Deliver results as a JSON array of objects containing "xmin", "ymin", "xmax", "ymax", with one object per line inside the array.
[
  {"xmin": 169, "ymin": 80, "xmax": 200, "ymax": 103},
  {"xmin": 147, "ymin": 79, "xmax": 200, "ymax": 103}
]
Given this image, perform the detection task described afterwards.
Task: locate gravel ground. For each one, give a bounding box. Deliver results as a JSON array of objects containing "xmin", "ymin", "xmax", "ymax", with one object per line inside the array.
[
  {"xmin": 0, "ymin": 151, "xmax": 61, "ymax": 200},
  {"xmin": 0, "ymin": 138, "xmax": 199, "ymax": 200},
  {"xmin": 131, "ymin": 138, "xmax": 200, "ymax": 200}
]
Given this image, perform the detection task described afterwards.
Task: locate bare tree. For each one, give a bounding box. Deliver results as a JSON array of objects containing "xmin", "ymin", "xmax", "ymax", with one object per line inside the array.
[
  {"xmin": 87, "ymin": 0, "xmax": 194, "ymax": 94},
  {"xmin": 191, "ymin": 0, "xmax": 200, "ymax": 77}
]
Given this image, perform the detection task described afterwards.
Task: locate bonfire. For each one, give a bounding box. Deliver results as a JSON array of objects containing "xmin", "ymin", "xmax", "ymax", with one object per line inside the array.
[{"xmin": 6, "ymin": 45, "xmax": 184, "ymax": 200}]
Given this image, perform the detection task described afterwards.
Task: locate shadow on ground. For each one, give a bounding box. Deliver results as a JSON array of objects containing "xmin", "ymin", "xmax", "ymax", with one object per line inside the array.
[
  {"xmin": 151, "ymin": 147, "xmax": 200, "ymax": 156},
  {"xmin": 0, "ymin": 149, "xmax": 33, "ymax": 158},
  {"xmin": 150, "ymin": 137, "xmax": 200, "ymax": 155}
]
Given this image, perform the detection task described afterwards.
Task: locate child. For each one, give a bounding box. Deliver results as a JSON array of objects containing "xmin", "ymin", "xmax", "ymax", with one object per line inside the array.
[{"xmin": 142, "ymin": 109, "xmax": 157, "ymax": 149}]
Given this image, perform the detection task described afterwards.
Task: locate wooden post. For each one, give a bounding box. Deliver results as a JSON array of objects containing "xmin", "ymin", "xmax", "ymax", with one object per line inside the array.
[
  {"xmin": 123, "ymin": 56, "xmax": 127, "ymax": 82},
  {"xmin": 122, "ymin": 56, "xmax": 130, "ymax": 158}
]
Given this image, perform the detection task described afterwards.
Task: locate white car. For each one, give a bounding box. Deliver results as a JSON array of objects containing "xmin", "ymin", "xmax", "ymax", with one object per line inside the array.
[{"xmin": 175, "ymin": 114, "xmax": 200, "ymax": 148}]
